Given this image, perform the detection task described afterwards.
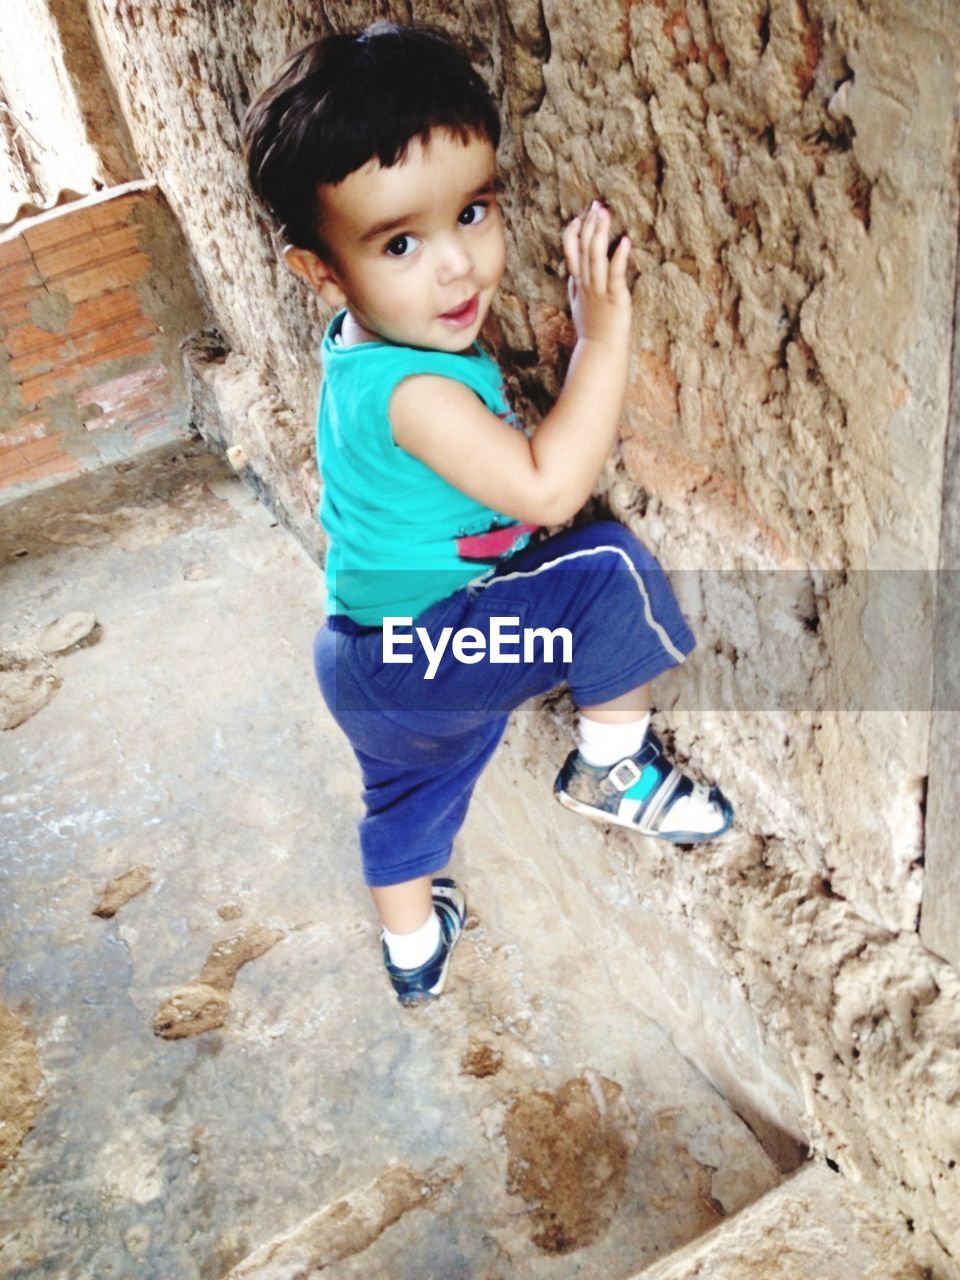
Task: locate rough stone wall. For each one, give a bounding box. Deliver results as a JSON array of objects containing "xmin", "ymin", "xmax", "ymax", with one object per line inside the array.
[
  {"xmin": 518, "ymin": 0, "xmax": 955, "ymax": 935},
  {"xmin": 485, "ymin": 700, "xmax": 960, "ymax": 1276},
  {"xmin": 86, "ymin": 0, "xmax": 329, "ymax": 553},
  {"xmin": 75, "ymin": 0, "xmax": 960, "ymax": 1271}
]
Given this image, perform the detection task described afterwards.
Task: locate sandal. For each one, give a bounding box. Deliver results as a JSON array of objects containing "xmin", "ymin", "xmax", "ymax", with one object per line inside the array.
[{"xmin": 553, "ymin": 727, "xmax": 733, "ymax": 843}]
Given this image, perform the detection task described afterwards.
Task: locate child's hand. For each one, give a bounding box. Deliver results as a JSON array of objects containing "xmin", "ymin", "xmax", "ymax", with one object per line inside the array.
[{"xmin": 562, "ymin": 201, "xmax": 632, "ymax": 349}]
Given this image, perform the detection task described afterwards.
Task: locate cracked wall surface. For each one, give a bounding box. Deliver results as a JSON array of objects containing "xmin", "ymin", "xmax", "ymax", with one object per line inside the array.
[{"xmin": 42, "ymin": 0, "xmax": 960, "ymax": 1272}]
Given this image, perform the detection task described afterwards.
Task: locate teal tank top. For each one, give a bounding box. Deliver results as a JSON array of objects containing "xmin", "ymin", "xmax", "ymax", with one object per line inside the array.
[{"xmin": 317, "ymin": 309, "xmax": 538, "ymax": 626}]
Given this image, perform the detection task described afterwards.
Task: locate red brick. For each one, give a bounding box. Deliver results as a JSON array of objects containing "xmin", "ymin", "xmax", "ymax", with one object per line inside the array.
[
  {"xmin": 5, "ymin": 319, "xmax": 70, "ymax": 361},
  {"xmin": 67, "ymin": 288, "xmax": 142, "ymax": 337},
  {"xmin": 19, "ymin": 367, "xmax": 72, "ymax": 406},
  {"xmin": 0, "ymin": 454, "xmax": 80, "ymax": 487},
  {"xmin": 1, "ymin": 418, "xmax": 50, "ymax": 448},
  {"xmin": 19, "ymin": 333, "xmax": 156, "ymax": 404},
  {"xmin": 80, "ymin": 365, "xmax": 170, "ymax": 430},
  {"xmin": 0, "ymin": 258, "xmax": 41, "ymax": 295},
  {"xmin": 36, "ymin": 224, "xmax": 142, "ymax": 280},
  {"xmin": 74, "ymin": 312, "xmax": 155, "ymax": 362},
  {"xmin": 0, "ymin": 301, "xmax": 31, "ymax": 331},
  {"xmin": 0, "ymin": 450, "xmax": 30, "ymax": 480},
  {"xmin": 59, "ymin": 252, "xmax": 150, "ymax": 304},
  {"xmin": 18, "ymin": 434, "xmax": 64, "ymax": 464},
  {"xmin": 88, "ymin": 192, "xmax": 140, "ymax": 229},
  {"xmin": 19, "ymin": 195, "xmax": 138, "ymax": 256},
  {"xmin": 0, "ymin": 284, "xmax": 48, "ymax": 327},
  {"xmin": 20, "ymin": 208, "xmax": 98, "ymax": 252},
  {"xmin": 12, "ymin": 310, "xmax": 156, "ymax": 381},
  {"xmin": 80, "ymin": 363, "xmax": 166, "ymax": 410},
  {"xmin": 90, "ymin": 393, "xmax": 152, "ymax": 423},
  {"xmin": 0, "ymin": 234, "xmax": 30, "ymax": 270},
  {"xmin": 8, "ymin": 338, "xmax": 71, "ymax": 381}
]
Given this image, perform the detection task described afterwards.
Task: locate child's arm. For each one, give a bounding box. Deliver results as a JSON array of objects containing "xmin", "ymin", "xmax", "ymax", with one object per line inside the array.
[{"xmin": 391, "ymin": 204, "xmax": 632, "ymax": 527}]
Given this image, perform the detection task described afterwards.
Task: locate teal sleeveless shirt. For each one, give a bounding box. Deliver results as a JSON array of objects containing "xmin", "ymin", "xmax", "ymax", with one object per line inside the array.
[{"xmin": 317, "ymin": 309, "xmax": 538, "ymax": 626}]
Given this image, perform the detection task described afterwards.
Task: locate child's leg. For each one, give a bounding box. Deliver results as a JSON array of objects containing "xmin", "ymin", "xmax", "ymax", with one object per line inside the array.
[
  {"xmin": 373, "ymin": 873, "xmax": 468, "ymax": 1007},
  {"xmin": 372, "ymin": 873, "xmax": 443, "ymax": 978},
  {"xmin": 456, "ymin": 520, "xmax": 733, "ymax": 841},
  {"xmin": 313, "ymin": 618, "xmax": 506, "ymax": 1002},
  {"xmin": 570, "ymin": 680, "xmax": 727, "ymax": 839},
  {"xmin": 369, "ymin": 873, "xmax": 434, "ymax": 934},
  {"xmin": 580, "ymin": 682, "xmax": 652, "ymax": 722},
  {"xmin": 576, "ymin": 682, "xmax": 653, "ymax": 767},
  {"xmin": 577, "ymin": 683, "xmax": 654, "ymax": 768}
]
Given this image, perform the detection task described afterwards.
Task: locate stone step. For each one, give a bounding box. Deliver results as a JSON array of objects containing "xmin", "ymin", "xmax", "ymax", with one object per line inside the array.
[{"xmin": 630, "ymin": 1160, "xmax": 924, "ymax": 1280}]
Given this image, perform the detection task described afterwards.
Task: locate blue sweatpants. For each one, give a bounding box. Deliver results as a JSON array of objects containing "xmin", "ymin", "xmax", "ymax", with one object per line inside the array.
[{"xmin": 313, "ymin": 521, "xmax": 695, "ymax": 887}]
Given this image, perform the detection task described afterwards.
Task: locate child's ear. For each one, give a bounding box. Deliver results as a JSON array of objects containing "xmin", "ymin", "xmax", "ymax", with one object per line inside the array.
[{"xmin": 282, "ymin": 244, "xmax": 348, "ymax": 308}]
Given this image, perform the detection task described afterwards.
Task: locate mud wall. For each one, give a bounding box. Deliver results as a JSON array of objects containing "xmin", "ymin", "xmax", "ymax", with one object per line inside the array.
[{"xmin": 58, "ymin": 0, "xmax": 960, "ymax": 1272}]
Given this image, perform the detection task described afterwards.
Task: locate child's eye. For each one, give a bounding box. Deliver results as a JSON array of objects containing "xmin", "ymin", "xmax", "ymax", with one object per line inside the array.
[
  {"xmin": 458, "ymin": 200, "xmax": 489, "ymax": 227},
  {"xmin": 385, "ymin": 233, "xmax": 421, "ymax": 258}
]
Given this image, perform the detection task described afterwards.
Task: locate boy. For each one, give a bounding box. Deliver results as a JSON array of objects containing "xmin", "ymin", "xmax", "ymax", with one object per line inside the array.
[{"xmin": 243, "ymin": 21, "xmax": 732, "ymax": 1007}]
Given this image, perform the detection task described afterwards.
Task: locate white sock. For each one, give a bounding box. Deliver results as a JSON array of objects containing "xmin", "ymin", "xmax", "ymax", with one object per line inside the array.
[
  {"xmin": 383, "ymin": 909, "xmax": 441, "ymax": 970},
  {"xmin": 576, "ymin": 711, "xmax": 651, "ymax": 767}
]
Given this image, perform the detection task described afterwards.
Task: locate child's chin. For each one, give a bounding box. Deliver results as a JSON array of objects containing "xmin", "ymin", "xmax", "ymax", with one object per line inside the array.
[
  {"xmin": 394, "ymin": 319, "xmax": 481, "ymax": 352},
  {"xmin": 444, "ymin": 315, "xmax": 487, "ymax": 349},
  {"xmin": 424, "ymin": 326, "xmax": 478, "ymax": 353},
  {"xmin": 446, "ymin": 331, "xmax": 480, "ymax": 351}
]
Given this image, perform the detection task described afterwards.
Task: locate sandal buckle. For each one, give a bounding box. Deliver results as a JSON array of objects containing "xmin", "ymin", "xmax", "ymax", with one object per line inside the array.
[{"xmin": 605, "ymin": 758, "xmax": 642, "ymax": 793}]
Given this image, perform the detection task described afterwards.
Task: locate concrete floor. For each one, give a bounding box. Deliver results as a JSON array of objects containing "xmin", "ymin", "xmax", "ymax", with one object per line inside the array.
[{"xmin": 0, "ymin": 442, "xmax": 782, "ymax": 1279}]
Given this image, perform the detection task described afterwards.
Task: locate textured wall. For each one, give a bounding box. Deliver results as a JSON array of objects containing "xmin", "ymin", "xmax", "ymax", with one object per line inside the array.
[
  {"xmin": 79, "ymin": 0, "xmax": 960, "ymax": 1270},
  {"xmin": 86, "ymin": 0, "xmax": 328, "ymax": 554}
]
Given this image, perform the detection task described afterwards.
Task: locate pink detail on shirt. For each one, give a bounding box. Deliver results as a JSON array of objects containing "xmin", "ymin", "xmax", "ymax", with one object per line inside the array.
[{"xmin": 455, "ymin": 522, "xmax": 539, "ymax": 563}]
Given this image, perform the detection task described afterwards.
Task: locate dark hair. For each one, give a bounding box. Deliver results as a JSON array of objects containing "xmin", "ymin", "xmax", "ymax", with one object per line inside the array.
[{"xmin": 242, "ymin": 21, "xmax": 501, "ymax": 259}]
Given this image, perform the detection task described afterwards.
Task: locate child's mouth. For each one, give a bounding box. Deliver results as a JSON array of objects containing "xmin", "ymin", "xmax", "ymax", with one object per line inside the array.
[{"xmin": 439, "ymin": 294, "xmax": 479, "ymax": 328}]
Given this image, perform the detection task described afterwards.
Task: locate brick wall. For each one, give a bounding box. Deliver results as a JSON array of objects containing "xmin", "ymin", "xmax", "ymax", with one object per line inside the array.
[{"xmin": 0, "ymin": 180, "xmax": 204, "ymax": 501}]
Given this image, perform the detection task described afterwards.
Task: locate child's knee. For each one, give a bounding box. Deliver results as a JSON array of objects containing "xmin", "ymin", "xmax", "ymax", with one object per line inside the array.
[{"xmin": 582, "ymin": 519, "xmax": 661, "ymax": 572}]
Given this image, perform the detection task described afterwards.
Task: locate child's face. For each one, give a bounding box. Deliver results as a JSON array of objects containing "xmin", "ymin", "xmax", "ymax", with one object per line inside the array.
[{"xmin": 307, "ymin": 129, "xmax": 506, "ymax": 352}]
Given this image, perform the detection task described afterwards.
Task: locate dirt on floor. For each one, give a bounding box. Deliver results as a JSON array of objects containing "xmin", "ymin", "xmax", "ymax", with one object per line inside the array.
[{"xmin": 0, "ymin": 1004, "xmax": 43, "ymax": 1174}]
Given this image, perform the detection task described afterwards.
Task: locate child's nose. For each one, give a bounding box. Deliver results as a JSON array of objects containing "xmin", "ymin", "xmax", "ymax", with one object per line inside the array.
[{"xmin": 435, "ymin": 236, "xmax": 473, "ymax": 282}]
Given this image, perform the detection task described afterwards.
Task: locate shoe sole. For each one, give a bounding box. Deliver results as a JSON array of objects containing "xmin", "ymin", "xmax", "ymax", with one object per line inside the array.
[{"xmin": 554, "ymin": 786, "xmax": 734, "ymax": 844}]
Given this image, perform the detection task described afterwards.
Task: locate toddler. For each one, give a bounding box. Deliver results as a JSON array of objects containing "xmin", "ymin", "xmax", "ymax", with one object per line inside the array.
[{"xmin": 243, "ymin": 21, "xmax": 733, "ymax": 1006}]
